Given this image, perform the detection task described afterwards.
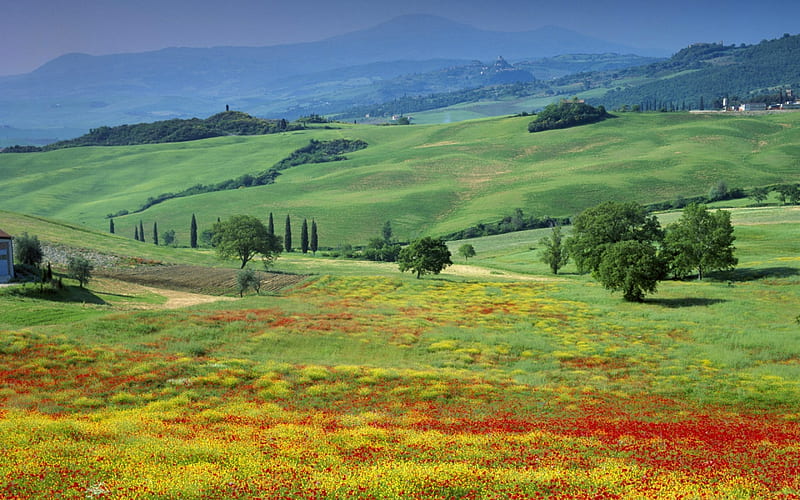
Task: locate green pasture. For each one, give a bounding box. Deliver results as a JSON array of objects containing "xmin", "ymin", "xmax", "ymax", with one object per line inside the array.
[{"xmin": 1, "ymin": 112, "xmax": 798, "ymax": 246}]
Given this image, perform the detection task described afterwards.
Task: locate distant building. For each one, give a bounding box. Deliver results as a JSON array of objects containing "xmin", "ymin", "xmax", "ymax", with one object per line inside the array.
[
  {"xmin": 0, "ymin": 229, "xmax": 14, "ymax": 283},
  {"xmin": 739, "ymin": 103, "xmax": 767, "ymax": 111}
]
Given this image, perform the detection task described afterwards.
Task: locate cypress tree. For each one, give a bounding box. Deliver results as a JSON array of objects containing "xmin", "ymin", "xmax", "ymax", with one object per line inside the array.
[
  {"xmin": 310, "ymin": 219, "xmax": 318, "ymax": 255},
  {"xmin": 190, "ymin": 214, "xmax": 198, "ymax": 248},
  {"xmin": 109, "ymin": 218, "xmax": 115, "ymax": 234},
  {"xmin": 153, "ymin": 222, "xmax": 159, "ymax": 245},
  {"xmin": 284, "ymin": 214, "xmax": 292, "ymax": 252},
  {"xmin": 139, "ymin": 221, "xmax": 145, "ymax": 243},
  {"xmin": 134, "ymin": 226, "xmax": 140, "ymax": 241},
  {"xmin": 268, "ymin": 212, "xmax": 275, "ymax": 235},
  {"xmin": 301, "ymin": 218, "xmax": 309, "ymax": 254}
]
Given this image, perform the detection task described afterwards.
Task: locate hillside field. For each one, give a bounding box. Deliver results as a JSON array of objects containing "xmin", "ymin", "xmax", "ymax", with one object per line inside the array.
[
  {"xmin": 1, "ymin": 112, "xmax": 798, "ymax": 247},
  {"xmin": 0, "ymin": 204, "xmax": 799, "ymax": 497}
]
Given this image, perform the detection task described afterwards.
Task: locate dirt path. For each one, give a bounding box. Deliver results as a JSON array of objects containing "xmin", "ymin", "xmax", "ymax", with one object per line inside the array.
[
  {"xmin": 446, "ymin": 264, "xmax": 563, "ymax": 281},
  {"xmin": 141, "ymin": 286, "xmax": 237, "ymax": 309}
]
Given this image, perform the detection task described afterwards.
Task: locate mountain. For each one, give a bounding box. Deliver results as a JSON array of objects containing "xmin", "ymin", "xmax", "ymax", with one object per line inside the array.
[{"xmin": 0, "ymin": 14, "xmax": 648, "ymax": 145}]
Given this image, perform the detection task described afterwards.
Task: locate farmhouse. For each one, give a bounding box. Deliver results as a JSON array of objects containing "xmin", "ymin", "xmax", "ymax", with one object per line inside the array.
[{"xmin": 0, "ymin": 229, "xmax": 14, "ymax": 283}]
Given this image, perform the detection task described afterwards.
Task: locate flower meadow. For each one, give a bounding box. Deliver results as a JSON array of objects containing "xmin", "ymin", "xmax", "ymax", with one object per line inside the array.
[{"xmin": 1, "ymin": 274, "xmax": 799, "ymax": 498}]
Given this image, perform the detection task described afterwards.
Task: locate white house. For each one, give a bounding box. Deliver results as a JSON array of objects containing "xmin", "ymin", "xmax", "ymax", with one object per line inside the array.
[{"xmin": 0, "ymin": 229, "xmax": 14, "ymax": 283}]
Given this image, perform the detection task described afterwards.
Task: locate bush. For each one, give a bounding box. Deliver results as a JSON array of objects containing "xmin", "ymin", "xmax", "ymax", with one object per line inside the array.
[{"xmin": 14, "ymin": 233, "xmax": 43, "ymax": 267}]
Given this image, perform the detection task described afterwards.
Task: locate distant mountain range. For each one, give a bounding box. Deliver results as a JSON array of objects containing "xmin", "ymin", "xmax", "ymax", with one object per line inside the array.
[{"xmin": 0, "ymin": 14, "xmax": 654, "ymax": 145}]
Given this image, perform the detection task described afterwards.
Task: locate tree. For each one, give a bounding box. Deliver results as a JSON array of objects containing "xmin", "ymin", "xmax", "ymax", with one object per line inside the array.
[
  {"xmin": 301, "ymin": 218, "xmax": 309, "ymax": 254},
  {"xmin": 14, "ymin": 232, "xmax": 43, "ymax": 267},
  {"xmin": 190, "ymin": 214, "xmax": 198, "ymax": 248},
  {"xmin": 67, "ymin": 256, "xmax": 93, "ymax": 288},
  {"xmin": 284, "ymin": 215, "xmax": 292, "ymax": 252},
  {"xmin": 109, "ymin": 218, "xmax": 115, "ymax": 234},
  {"xmin": 212, "ymin": 215, "xmax": 282, "ymax": 268},
  {"xmin": 540, "ymin": 226, "xmax": 569, "ymax": 274},
  {"xmin": 749, "ymin": 187, "xmax": 769, "ymax": 205},
  {"xmin": 310, "ymin": 220, "xmax": 318, "ymax": 255},
  {"xmin": 139, "ymin": 221, "xmax": 145, "ymax": 243},
  {"xmin": 566, "ymin": 201, "xmax": 662, "ymax": 274},
  {"xmin": 398, "ymin": 237, "xmax": 453, "ymax": 278},
  {"xmin": 776, "ymin": 184, "xmax": 800, "ymax": 205},
  {"xmin": 268, "ymin": 212, "xmax": 275, "ymax": 236},
  {"xmin": 708, "ymin": 181, "xmax": 728, "ymax": 202},
  {"xmin": 458, "ymin": 243, "xmax": 476, "ymax": 262},
  {"xmin": 664, "ymin": 203, "xmax": 737, "ymax": 280},
  {"xmin": 134, "ymin": 226, "xmax": 140, "ymax": 241},
  {"xmin": 162, "ymin": 229, "xmax": 176, "ymax": 246},
  {"xmin": 596, "ymin": 240, "xmax": 666, "ymax": 302},
  {"xmin": 153, "ymin": 222, "xmax": 159, "ymax": 245},
  {"xmin": 382, "ymin": 220, "xmax": 393, "ymax": 242},
  {"xmin": 236, "ymin": 268, "xmax": 260, "ymax": 297}
]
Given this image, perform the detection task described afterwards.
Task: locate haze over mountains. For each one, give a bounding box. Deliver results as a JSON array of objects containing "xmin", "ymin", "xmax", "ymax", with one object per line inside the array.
[{"xmin": 0, "ymin": 15, "xmax": 649, "ymax": 144}]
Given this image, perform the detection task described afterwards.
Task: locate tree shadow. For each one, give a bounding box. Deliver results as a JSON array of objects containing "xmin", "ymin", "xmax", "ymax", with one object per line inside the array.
[
  {"xmin": 9, "ymin": 283, "xmax": 108, "ymax": 305},
  {"xmin": 646, "ymin": 297, "xmax": 727, "ymax": 308},
  {"xmin": 712, "ymin": 267, "xmax": 799, "ymax": 282}
]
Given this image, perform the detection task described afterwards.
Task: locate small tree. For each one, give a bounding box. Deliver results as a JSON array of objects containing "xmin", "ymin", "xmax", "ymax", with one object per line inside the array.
[
  {"xmin": 596, "ymin": 240, "xmax": 666, "ymax": 302},
  {"xmin": 382, "ymin": 220, "xmax": 393, "ymax": 242},
  {"xmin": 162, "ymin": 229, "xmax": 176, "ymax": 246},
  {"xmin": 284, "ymin": 215, "xmax": 292, "ymax": 252},
  {"xmin": 134, "ymin": 226, "xmax": 140, "ymax": 241},
  {"xmin": 301, "ymin": 218, "xmax": 309, "ymax": 254},
  {"xmin": 749, "ymin": 187, "xmax": 769, "ymax": 205},
  {"xmin": 458, "ymin": 243, "xmax": 476, "ymax": 262},
  {"xmin": 540, "ymin": 226, "xmax": 569, "ymax": 274},
  {"xmin": 14, "ymin": 232, "xmax": 43, "ymax": 267},
  {"xmin": 153, "ymin": 222, "xmax": 159, "ymax": 246},
  {"xmin": 109, "ymin": 218, "xmax": 115, "ymax": 234},
  {"xmin": 664, "ymin": 203, "xmax": 737, "ymax": 280},
  {"xmin": 139, "ymin": 221, "xmax": 145, "ymax": 243},
  {"xmin": 268, "ymin": 212, "xmax": 275, "ymax": 236},
  {"xmin": 310, "ymin": 220, "xmax": 318, "ymax": 255},
  {"xmin": 398, "ymin": 237, "xmax": 453, "ymax": 279},
  {"xmin": 236, "ymin": 268, "xmax": 260, "ymax": 297},
  {"xmin": 67, "ymin": 256, "xmax": 93, "ymax": 288},
  {"xmin": 212, "ymin": 215, "xmax": 282, "ymax": 268},
  {"xmin": 190, "ymin": 214, "xmax": 198, "ymax": 248}
]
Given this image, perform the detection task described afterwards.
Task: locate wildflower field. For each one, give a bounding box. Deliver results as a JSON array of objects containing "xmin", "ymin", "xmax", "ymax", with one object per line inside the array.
[{"xmin": 1, "ymin": 212, "xmax": 799, "ymax": 498}]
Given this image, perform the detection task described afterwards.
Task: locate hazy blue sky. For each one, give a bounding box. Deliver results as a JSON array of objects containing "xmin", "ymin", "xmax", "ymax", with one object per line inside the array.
[{"xmin": 1, "ymin": 0, "xmax": 796, "ymax": 76}]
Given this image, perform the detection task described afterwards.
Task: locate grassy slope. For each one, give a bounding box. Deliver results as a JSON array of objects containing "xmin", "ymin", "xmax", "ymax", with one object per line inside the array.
[{"xmin": 0, "ymin": 113, "xmax": 798, "ymax": 246}]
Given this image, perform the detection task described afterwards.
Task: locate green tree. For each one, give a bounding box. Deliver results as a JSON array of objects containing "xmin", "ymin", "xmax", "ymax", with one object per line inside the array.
[
  {"xmin": 153, "ymin": 222, "xmax": 159, "ymax": 246},
  {"xmin": 284, "ymin": 215, "xmax": 292, "ymax": 252},
  {"xmin": 382, "ymin": 220, "xmax": 393, "ymax": 242},
  {"xmin": 134, "ymin": 226, "xmax": 140, "ymax": 241},
  {"xmin": 310, "ymin": 220, "xmax": 318, "ymax": 255},
  {"xmin": 749, "ymin": 186, "xmax": 769, "ymax": 205},
  {"xmin": 268, "ymin": 212, "xmax": 275, "ymax": 235},
  {"xmin": 162, "ymin": 229, "xmax": 176, "ymax": 246},
  {"xmin": 212, "ymin": 215, "xmax": 282, "ymax": 268},
  {"xmin": 458, "ymin": 243, "xmax": 476, "ymax": 262},
  {"xmin": 109, "ymin": 218, "xmax": 115, "ymax": 234},
  {"xmin": 398, "ymin": 237, "xmax": 453, "ymax": 278},
  {"xmin": 540, "ymin": 226, "xmax": 569, "ymax": 274},
  {"xmin": 567, "ymin": 201, "xmax": 662, "ymax": 274},
  {"xmin": 190, "ymin": 214, "xmax": 198, "ymax": 248},
  {"xmin": 67, "ymin": 256, "xmax": 93, "ymax": 288},
  {"xmin": 301, "ymin": 218, "xmax": 309, "ymax": 254},
  {"xmin": 664, "ymin": 203, "xmax": 737, "ymax": 280},
  {"xmin": 14, "ymin": 232, "xmax": 43, "ymax": 267},
  {"xmin": 236, "ymin": 268, "xmax": 260, "ymax": 297},
  {"xmin": 139, "ymin": 221, "xmax": 145, "ymax": 243},
  {"xmin": 596, "ymin": 240, "xmax": 666, "ymax": 302}
]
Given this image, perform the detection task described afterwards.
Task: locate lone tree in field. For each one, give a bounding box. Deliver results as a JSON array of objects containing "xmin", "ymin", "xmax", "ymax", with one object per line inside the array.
[
  {"xmin": 310, "ymin": 219, "xmax": 318, "ymax": 255},
  {"xmin": 301, "ymin": 218, "xmax": 309, "ymax": 254},
  {"xmin": 67, "ymin": 256, "xmax": 93, "ymax": 288},
  {"xmin": 190, "ymin": 214, "xmax": 198, "ymax": 248},
  {"xmin": 14, "ymin": 232, "xmax": 43, "ymax": 267},
  {"xmin": 458, "ymin": 243, "xmax": 476, "ymax": 262},
  {"xmin": 109, "ymin": 218, "xmax": 115, "ymax": 234},
  {"xmin": 212, "ymin": 215, "xmax": 282, "ymax": 268},
  {"xmin": 664, "ymin": 203, "xmax": 737, "ymax": 280},
  {"xmin": 540, "ymin": 225, "xmax": 569, "ymax": 274},
  {"xmin": 236, "ymin": 268, "xmax": 260, "ymax": 297},
  {"xmin": 398, "ymin": 236, "xmax": 453, "ymax": 279},
  {"xmin": 567, "ymin": 201, "xmax": 665, "ymax": 301}
]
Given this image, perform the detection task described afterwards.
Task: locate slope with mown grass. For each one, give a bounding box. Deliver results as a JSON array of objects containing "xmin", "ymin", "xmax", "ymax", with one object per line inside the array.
[{"xmin": 0, "ymin": 112, "xmax": 798, "ymax": 247}]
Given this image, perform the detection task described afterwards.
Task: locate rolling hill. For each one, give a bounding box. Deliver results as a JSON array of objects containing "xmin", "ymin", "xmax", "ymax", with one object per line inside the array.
[{"xmin": 1, "ymin": 111, "xmax": 798, "ymax": 248}]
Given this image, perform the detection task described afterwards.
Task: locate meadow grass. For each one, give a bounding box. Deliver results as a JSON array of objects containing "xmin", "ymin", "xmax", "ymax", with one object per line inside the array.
[{"xmin": 1, "ymin": 112, "xmax": 798, "ymax": 246}]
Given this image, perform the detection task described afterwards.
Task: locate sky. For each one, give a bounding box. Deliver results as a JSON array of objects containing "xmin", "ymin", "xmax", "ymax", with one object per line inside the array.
[{"xmin": 1, "ymin": 0, "xmax": 797, "ymax": 76}]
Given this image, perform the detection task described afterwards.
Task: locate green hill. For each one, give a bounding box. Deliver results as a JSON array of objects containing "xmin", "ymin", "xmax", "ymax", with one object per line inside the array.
[{"xmin": 0, "ymin": 112, "xmax": 798, "ymax": 247}]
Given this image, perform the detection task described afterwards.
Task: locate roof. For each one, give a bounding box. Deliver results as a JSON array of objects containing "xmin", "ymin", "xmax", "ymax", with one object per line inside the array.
[{"xmin": 0, "ymin": 229, "xmax": 11, "ymax": 239}]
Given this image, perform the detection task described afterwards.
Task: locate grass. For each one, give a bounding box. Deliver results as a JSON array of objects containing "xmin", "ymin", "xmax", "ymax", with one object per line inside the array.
[{"xmin": 1, "ymin": 112, "xmax": 798, "ymax": 247}]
